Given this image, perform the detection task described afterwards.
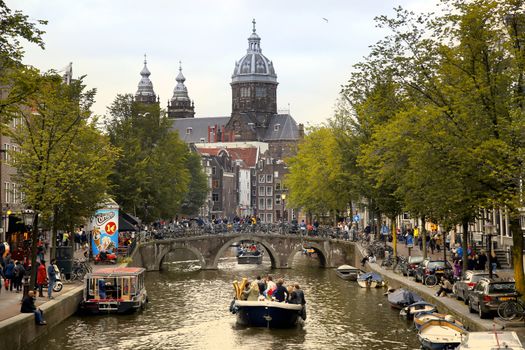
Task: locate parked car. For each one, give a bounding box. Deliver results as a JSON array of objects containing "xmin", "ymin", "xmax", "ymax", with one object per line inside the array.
[
  {"xmin": 467, "ymin": 278, "xmax": 517, "ymax": 318},
  {"xmin": 414, "ymin": 259, "xmax": 453, "ymax": 283},
  {"xmin": 403, "ymin": 256, "xmax": 424, "ymax": 277},
  {"xmin": 453, "ymin": 271, "xmax": 498, "ymax": 304}
]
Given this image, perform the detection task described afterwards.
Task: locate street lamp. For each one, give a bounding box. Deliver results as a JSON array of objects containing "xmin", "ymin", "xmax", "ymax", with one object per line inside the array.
[
  {"xmin": 281, "ymin": 193, "xmax": 287, "ymax": 222},
  {"xmin": 484, "ymin": 221, "xmax": 495, "ymax": 279}
]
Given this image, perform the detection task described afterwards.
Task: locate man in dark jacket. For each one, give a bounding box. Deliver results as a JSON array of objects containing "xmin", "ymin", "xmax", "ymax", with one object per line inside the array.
[
  {"xmin": 273, "ymin": 279, "xmax": 288, "ymax": 302},
  {"xmin": 21, "ymin": 291, "xmax": 46, "ymax": 325}
]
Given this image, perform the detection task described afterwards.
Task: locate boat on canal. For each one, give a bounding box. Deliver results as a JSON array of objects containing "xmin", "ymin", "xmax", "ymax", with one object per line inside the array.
[
  {"xmin": 413, "ymin": 313, "xmax": 463, "ymax": 331},
  {"xmin": 400, "ymin": 301, "xmax": 437, "ymax": 320},
  {"xmin": 79, "ymin": 267, "xmax": 148, "ymax": 314},
  {"xmin": 236, "ymin": 244, "xmax": 263, "ymax": 264},
  {"xmin": 357, "ymin": 272, "xmax": 384, "ymax": 288},
  {"xmin": 387, "ymin": 288, "xmax": 423, "ymax": 309},
  {"xmin": 417, "ymin": 319, "xmax": 467, "ymax": 350},
  {"xmin": 335, "ymin": 265, "xmax": 361, "ymax": 281},
  {"xmin": 456, "ymin": 331, "xmax": 525, "ymax": 350}
]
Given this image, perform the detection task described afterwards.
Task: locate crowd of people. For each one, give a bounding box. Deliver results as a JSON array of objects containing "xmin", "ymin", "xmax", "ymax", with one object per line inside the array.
[{"xmin": 240, "ymin": 275, "xmax": 306, "ymax": 306}]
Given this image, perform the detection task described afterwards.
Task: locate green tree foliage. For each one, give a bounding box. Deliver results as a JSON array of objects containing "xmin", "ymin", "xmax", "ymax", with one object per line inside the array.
[
  {"xmin": 9, "ymin": 71, "xmax": 116, "ymax": 288},
  {"xmin": 180, "ymin": 151, "xmax": 208, "ymax": 216},
  {"xmin": 105, "ymin": 95, "xmax": 203, "ymax": 221}
]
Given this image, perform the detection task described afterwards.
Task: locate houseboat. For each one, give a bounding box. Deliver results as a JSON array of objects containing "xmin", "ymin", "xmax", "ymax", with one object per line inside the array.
[{"xmin": 79, "ymin": 267, "xmax": 148, "ymax": 314}]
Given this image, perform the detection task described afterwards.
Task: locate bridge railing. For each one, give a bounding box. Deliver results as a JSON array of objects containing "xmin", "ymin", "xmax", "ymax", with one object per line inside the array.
[{"xmin": 137, "ymin": 224, "xmax": 355, "ymax": 243}]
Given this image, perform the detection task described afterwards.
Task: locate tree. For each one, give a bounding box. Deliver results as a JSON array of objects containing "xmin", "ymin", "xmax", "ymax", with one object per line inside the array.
[
  {"xmin": 9, "ymin": 71, "xmax": 116, "ymax": 289},
  {"xmin": 180, "ymin": 152, "xmax": 208, "ymax": 216}
]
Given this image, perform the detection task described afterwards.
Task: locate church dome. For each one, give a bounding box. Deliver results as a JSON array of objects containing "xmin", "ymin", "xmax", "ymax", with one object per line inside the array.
[
  {"xmin": 171, "ymin": 62, "xmax": 190, "ymax": 102},
  {"xmin": 232, "ymin": 20, "xmax": 277, "ymax": 84},
  {"xmin": 136, "ymin": 55, "xmax": 155, "ymax": 97}
]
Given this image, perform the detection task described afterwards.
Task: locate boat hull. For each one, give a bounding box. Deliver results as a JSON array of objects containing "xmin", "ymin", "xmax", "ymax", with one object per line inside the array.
[
  {"xmin": 232, "ymin": 300, "xmax": 304, "ymax": 328},
  {"xmin": 79, "ymin": 297, "xmax": 147, "ymax": 315},
  {"xmin": 336, "ymin": 270, "xmax": 359, "ymax": 281},
  {"xmin": 237, "ymin": 255, "xmax": 263, "ymax": 264}
]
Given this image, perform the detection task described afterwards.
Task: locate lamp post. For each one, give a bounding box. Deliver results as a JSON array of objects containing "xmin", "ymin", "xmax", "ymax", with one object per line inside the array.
[
  {"xmin": 484, "ymin": 221, "xmax": 495, "ymax": 279},
  {"xmin": 281, "ymin": 193, "xmax": 287, "ymax": 222}
]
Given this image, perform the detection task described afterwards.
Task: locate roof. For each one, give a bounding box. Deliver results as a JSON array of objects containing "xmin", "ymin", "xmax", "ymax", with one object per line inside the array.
[
  {"xmin": 263, "ymin": 114, "xmax": 300, "ymax": 141},
  {"xmin": 196, "ymin": 146, "xmax": 258, "ymax": 167},
  {"xmin": 88, "ymin": 267, "xmax": 145, "ymax": 277},
  {"xmin": 171, "ymin": 116, "xmax": 230, "ymax": 143}
]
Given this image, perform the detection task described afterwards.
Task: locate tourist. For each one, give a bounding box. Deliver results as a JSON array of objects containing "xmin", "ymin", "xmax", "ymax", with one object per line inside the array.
[
  {"xmin": 0, "ymin": 263, "xmax": 4, "ymax": 294},
  {"xmin": 98, "ymin": 279, "xmax": 107, "ymax": 299},
  {"xmin": 293, "ymin": 284, "xmax": 306, "ymax": 305},
  {"xmin": 36, "ymin": 261, "xmax": 47, "ymax": 297},
  {"xmin": 273, "ymin": 278, "xmax": 288, "ymax": 302},
  {"xmin": 264, "ymin": 275, "xmax": 276, "ymax": 298},
  {"xmin": 21, "ymin": 290, "xmax": 47, "ymax": 325},
  {"xmin": 435, "ymin": 277, "xmax": 453, "ymax": 297},
  {"xmin": 491, "ymin": 252, "xmax": 498, "ymax": 274},
  {"xmin": 47, "ymin": 259, "xmax": 57, "ymax": 299},
  {"xmin": 255, "ymin": 275, "xmax": 266, "ymax": 296},
  {"xmin": 477, "ymin": 250, "xmax": 487, "ymax": 271},
  {"xmin": 243, "ymin": 281, "xmax": 260, "ymax": 301},
  {"xmin": 467, "ymin": 255, "xmax": 476, "ymax": 271},
  {"xmin": 4, "ymin": 259, "xmax": 14, "ymax": 291},
  {"xmin": 453, "ymin": 259, "xmax": 462, "ymax": 280},
  {"xmin": 13, "ymin": 260, "xmax": 25, "ymax": 292}
]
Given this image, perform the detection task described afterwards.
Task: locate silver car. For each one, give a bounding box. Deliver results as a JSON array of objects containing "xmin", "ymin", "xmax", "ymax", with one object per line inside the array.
[{"xmin": 453, "ymin": 271, "xmax": 497, "ymax": 304}]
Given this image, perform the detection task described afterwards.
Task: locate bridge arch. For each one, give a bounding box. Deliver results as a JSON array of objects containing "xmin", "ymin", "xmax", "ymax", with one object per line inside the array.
[
  {"xmin": 158, "ymin": 242, "xmax": 207, "ymax": 270},
  {"xmin": 286, "ymin": 240, "xmax": 328, "ymax": 267},
  {"xmin": 211, "ymin": 235, "xmax": 281, "ymax": 269}
]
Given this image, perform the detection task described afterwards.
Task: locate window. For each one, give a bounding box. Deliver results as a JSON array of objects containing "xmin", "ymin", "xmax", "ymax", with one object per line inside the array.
[
  {"xmin": 258, "ymin": 174, "xmax": 265, "ymax": 183},
  {"xmin": 12, "ymin": 184, "xmax": 17, "ymax": 204},
  {"xmin": 251, "ymin": 169, "xmax": 256, "ymax": 175},
  {"xmin": 212, "ymin": 180, "xmax": 219, "ymax": 189},
  {"xmin": 259, "ymin": 186, "xmax": 265, "ymax": 196},
  {"xmin": 4, "ymin": 182, "xmax": 9, "ymax": 204},
  {"xmin": 266, "ymin": 186, "xmax": 273, "ymax": 196},
  {"xmin": 252, "ymin": 189, "xmax": 256, "ymax": 196},
  {"xmin": 266, "ymin": 198, "xmax": 273, "ymax": 210},
  {"xmin": 266, "ymin": 213, "xmax": 273, "ymax": 223},
  {"xmin": 274, "ymin": 171, "xmax": 279, "ymax": 178},
  {"xmin": 258, "ymin": 198, "xmax": 265, "ymax": 210},
  {"xmin": 212, "ymin": 166, "xmax": 216, "ymax": 175},
  {"xmin": 200, "ymin": 138, "xmax": 205, "ymax": 142},
  {"xmin": 212, "ymin": 193, "xmax": 219, "ymax": 202},
  {"xmin": 275, "ymin": 194, "xmax": 281, "ymax": 205},
  {"xmin": 240, "ymin": 87, "xmax": 250, "ymax": 98},
  {"xmin": 256, "ymin": 87, "xmax": 266, "ymax": 97},
  {"xmin": 274, "ymin": 124, "xmax": 280, "ymax": 131},
  {"xmin": 186, "ymin": 127, "xmax": 192, "ymax": 135},
  {"xmin": 275, "ymin": 181, "xmax": 281, "ymax": 190},
  {"xmin": 266, "ymin": 174, "xmax": 273, "ymax": 182}
]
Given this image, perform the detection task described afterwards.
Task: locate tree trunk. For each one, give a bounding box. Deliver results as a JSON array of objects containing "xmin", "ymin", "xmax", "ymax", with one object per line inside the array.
[
  {"xmin": 462, "ymin": 220, "xmax": 469, "ymax": 278},
  {"xmin": 421, "ymin": 216, "xmax": 427, "ymax": 259},
  {"xmin": 391, "ymin": 217, "xmax": 397, "ymax": 258},
  {"xmin": 509, "ymin": 210, "xmax": 525, "ymax": 299},
  {"xmin": 50, "ymin": 206, "xmax": 58, "ymax": 260},
  {"xmin": 29, "ymin": 211, "xmax": 40, "ymax": 291}
]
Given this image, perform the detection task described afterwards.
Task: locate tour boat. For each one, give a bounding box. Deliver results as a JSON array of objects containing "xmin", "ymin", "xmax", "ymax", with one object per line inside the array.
[
  {"xmin": 387, "ymin": 288, "xmax": 423, "ymax": 309},
  {"xmin": 230, "ymin": 299, "xmax": 306, "ymax": 328},
  {"xmin": 237, "ymin": 250, "xmax": 263, "ymax": 264},
  {"xmin": 400, "ymin": 301, "xmax": 437, "ymax": 320},
  {"xmin": 417, "ymin": 319, "xmax": 467, "ymax": 350},
  {"xmin": 335, "ymin": 265, "xmax": 361, "ymax": 281},
  {"xmin": 79, "ymin": 267, "xmax": 148, "ymax": 314},
  {"xmin": 413, "ymin": 313, "xmax": 463, "ymax": 331},
  {"xmin": 357, "ymin": 272, "xmax": 384, "ymax": 288}
]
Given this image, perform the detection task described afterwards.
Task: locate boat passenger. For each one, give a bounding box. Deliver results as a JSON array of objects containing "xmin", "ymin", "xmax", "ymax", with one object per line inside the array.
[
  {"xmin": 98, "ymin": 279, "xmax": 107, "ymax": 299},
  {"xmin": 293, "ymin": 284, "xmax": 306, "ymax": 305},
  {"xmin": 256, "ymin": 275, "xmax": 266, "ymax": 296},
  {"xmin": 242, "ymin": 281, "xmax": 260, "ymax": 301},
  {"xmin": 264, "ymin": 276, "xmax": 276, "ymax": 298},
  {"xmin": 273, "ymin": 279, "xmax": 288, "ymax": 302}
]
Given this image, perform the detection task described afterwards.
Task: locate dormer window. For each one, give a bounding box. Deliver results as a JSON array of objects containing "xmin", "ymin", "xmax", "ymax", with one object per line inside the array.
[
  {"xmin": 186, "ymin": 127, "xmax": 192, "ymax": 135},
  {"xmin": 200, "ymin": 138, "xmax": 205, "ymax": 142},
  {"xmin": 274, "ymin": 124, "xmax": 280, "ymax": 131}
]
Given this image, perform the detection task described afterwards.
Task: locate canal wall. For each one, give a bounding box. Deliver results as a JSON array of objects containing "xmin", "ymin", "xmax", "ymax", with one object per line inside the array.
[
  {"xmin": 0, "ymin": 286, "xmax": 83, "ymax": 350},
  {"xmin": 354, "ymin": 243, "xmax": 504, "ymax": 332}
]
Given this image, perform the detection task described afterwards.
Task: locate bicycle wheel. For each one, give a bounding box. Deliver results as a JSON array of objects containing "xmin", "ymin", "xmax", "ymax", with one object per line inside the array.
[
  {"xmin": 498, "ymin": 301, "xmax": 524, "ymax": 321},
  {"xmin": 425, "ymin": 275, "xmax": 438, "ymax": 287}
]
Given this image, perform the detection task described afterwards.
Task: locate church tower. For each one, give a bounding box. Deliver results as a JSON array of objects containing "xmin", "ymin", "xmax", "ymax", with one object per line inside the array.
[
  {"xmin": 135, "ymin": 55, "xmax": 158, "ymax": 104},
  {"xmin": 167, "ymin": 62, "xmax": 195, "ymax": 119},
  {"xmin": 227, "ymin": 19, "xmax": 278, "ymax": 141}
]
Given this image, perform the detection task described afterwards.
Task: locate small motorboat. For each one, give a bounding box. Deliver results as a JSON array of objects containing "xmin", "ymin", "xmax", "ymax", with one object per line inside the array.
[
  {"xmin": 335, "ymin": 265, "xmax": 361, "ymax": 281},
  {"xmin": 357, "ymin": 272, "xmax": 384, "ymax": 288},
  {"xmin": 237, "ymin": 250, "xmax": 263, "ymax": 264},
  {"xmin": 387, "ymin": 288, "xmax": 423, "ymax": 309},
  {"xmin": 414, "ymin": 313, "xmax": 464, "ymax": 331},
  {"xmin": 456, "ymin": 331, "xmax": 525, "ymax": 350},
  {"xmin": 400, "ymin": 301, "xmax": 437, "ymax": 320},
  {"xmin": 417, "ymin": 319, "xmax": 467, "ymax": 350}
]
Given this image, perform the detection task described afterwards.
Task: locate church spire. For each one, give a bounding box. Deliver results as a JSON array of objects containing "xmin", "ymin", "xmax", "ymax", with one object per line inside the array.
[
  {"xmin": 167, "ymin": 61, "xmax": 195, "ymax": 119},
  {"xmin": 135, "ymin": 54, "xmax": 157, "ymax": 104}
]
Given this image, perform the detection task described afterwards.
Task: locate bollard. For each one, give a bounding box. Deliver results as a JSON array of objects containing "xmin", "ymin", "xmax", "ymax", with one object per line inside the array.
[{"xmin": 22, "ymin": 275, "xmax": 30, "ymax": 298}]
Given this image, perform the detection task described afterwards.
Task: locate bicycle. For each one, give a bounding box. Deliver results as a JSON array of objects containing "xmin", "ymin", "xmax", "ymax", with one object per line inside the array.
[
  {"xmin": 497, "ymin": 299, "xmax": 525, "ymax": 321},
  {"xmin": 393, "ymin": 256, "xmax": 408, "ymax": 275}
]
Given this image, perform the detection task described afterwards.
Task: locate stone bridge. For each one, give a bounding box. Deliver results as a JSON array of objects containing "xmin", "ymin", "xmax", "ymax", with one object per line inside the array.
[{"xmin": 130, "ymin": 233, "xmax": 357, "ymax": 271}]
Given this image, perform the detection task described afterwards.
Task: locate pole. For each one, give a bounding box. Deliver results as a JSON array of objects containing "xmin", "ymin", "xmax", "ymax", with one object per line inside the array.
[
  {"xmin": 488, "ymin": 233, "xmax": 493, "ymax": 279},
  {"xmin": 28, "ymin": 212, "xmax": 40, "ymax": 291}
]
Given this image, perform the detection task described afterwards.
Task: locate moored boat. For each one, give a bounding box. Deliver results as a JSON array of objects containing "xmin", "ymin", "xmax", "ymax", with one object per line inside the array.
[
  {"xmin": 400, "ymin": 301, "xmax": 437, "ymax": 320},
  {"xmin": 335, "ymin": 265, "xmax": 361, "ymax": 281},
  {"xmin": 413, "ymin": 313, "xmax": 463, "ymax": 331},
  {"xmin": 79, "ymin": 267, "xmax": 148, "ymax": 314},
  {"xmin": 456, "ymin": 331, "xmax": 525, "ymax": 350},
  {"xmin": 357, "ymin": 272, "xmax": 384, "ymax": 288},
  {"xmin": 387, "ymin": 288, "xmax": 423, "ymax": 309},
  {"xmin": 417, "ymin": 319, "xmax": 467, "ymax": 350}
]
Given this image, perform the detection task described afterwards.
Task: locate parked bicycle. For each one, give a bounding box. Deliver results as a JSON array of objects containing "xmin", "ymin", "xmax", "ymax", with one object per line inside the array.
[{"xmin": 497, "ymin": 299, "xmax": 525, "ymax": 321}]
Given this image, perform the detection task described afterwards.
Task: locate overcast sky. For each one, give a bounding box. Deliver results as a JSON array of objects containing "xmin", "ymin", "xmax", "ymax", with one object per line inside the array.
[{"xmin": 7, "ymin": 0, "xmax": 437, "ymax": 126}]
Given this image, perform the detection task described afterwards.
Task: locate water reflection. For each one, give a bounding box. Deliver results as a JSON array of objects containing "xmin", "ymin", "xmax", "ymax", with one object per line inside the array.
[{"xmin": 30, "ymin": 250, "xmax": 421, "ymax": 350}]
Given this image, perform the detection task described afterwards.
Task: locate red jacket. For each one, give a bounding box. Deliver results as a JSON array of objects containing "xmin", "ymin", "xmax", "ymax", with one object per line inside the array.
[{"xmin": 37, "ymin": 264, "xmax": 47, "ymax": 285}]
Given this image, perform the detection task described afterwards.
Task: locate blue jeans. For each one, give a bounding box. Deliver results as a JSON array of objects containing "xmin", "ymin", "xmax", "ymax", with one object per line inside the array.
[
  {"xmin": 491, "ymin": 262, "xmax": 497, "ymax": 273},
  {"xmin": 33, "ymin": 309, "xmax": 44, "ymax": 323},
  {"xmin": 48, "ymin": 278, "xmax": 55, "ymax": 298}
]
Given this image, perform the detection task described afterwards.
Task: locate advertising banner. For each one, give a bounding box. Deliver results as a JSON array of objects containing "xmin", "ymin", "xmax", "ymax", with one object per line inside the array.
[{"xmin": 91, "ymin": 209, "xmax": 119, "ymax": 256}]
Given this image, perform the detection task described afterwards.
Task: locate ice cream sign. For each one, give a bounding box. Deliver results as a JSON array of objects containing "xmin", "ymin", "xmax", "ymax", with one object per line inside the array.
[{"xmin": 91, "ymin": 209, "xmax": 119, "ymax": 255}]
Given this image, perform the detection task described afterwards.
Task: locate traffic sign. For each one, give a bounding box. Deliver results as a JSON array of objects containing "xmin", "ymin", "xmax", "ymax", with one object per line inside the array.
[{"xmin": 353, "ymin": 214, "xmax": 360, "ymax": 222}]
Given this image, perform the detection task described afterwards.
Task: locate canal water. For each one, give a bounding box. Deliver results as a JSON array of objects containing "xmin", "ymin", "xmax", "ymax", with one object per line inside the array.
[{"xmin": 30, "ymin": 250, "xmax": 421, "ymax": 350}]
